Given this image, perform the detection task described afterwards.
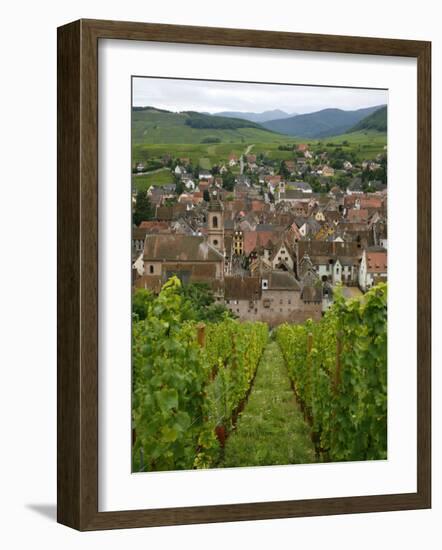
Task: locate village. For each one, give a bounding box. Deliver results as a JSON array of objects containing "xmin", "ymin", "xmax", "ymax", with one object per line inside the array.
[{"xmin": 132, "ymin": 143, "xmax": 387, "ymax": 326}]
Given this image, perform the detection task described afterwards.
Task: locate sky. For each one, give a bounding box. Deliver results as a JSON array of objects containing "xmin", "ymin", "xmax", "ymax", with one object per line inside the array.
[{"xmin": 132, "ymin": 77, "xmax": 387, "ymax": 115}]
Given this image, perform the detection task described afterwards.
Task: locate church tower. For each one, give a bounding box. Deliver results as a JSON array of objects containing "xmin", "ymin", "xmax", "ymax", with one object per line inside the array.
[{"xmin": 207, "ymin": 192, "xmax": 224, "ymax": 254}]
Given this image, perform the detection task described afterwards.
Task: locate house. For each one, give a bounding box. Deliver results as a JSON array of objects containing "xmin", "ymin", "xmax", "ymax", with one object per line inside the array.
[
  {"xmin": 178, "ymin": 193, "xmax": 194, "ymax": 207},
  {"xmin": 141, "ymin": 234, "xmax": 225, "ymax": 283},
  {"xmin": 347, "ymin": 208, "xmax": 369, "ymax": 224},
  {"xmin": 146, "ymin": 186, "xmax": 167, "ymax": 207},
  {"xmin": 243, "ymin": 230, "xmax": 278, "ymax": 257},
  {"xmin": 265, "ymin": 175, "xmax": 282, "ymax": 187},
  {"xmin": 321, "ymin": 165, "xmax": 335, "ymax": 177},
  {"xmin": 314, "ymin": 210, "xmax": 326, "ymax": 222},
  {"xmin": 359, "ymin": 248, "xmax": 387, "ymax": 291},
  {"xmin": 292, "ymin": 201, "xmax": 309, "ymax": 217},
  {"xmin": 228, "ymin": 153, "xmax": 238, "ymax": 166},
  {"xmin": 199, "ymin": 170, "xmax": 213, "ymax": 182},
  {"xmin": 362, "ymin": 160, "xmax": 381, "ymax": 171},
  {"xmin": 298, "ymin": 218, "xmax": 321, "ymax": 238},
  {"xmin": 290, "ymin": 181, "xmax": 312, "ymax": 194},
  {"xmin": 297, "ymin": 143, "xmax": 308, "ymax": 153},
  {"xmin": 232, "ymin": 229, "xmax": 244, "ymax": 255},
  {"xmin": 346, "ymin": 178, "xmax": 364, "ymax": 195},
  {"xmin": 260, "ymin": 271, "xmax": 321, "ymax": 325},
  {"xmin": 278, "ymin": 189, "xmax": 308, "ymax": 205},
  {"xmin": 174, "ymin": 165, "xmax": 183, "ymax": 176},
  {"xmin": 191, "ymin": 191, "xmax": 204, "ymax": 205},
  {"xmin": 269, "ymin": 240, "xmax": 295, "ymax": 272},
  {"xmin": 224, "ymin": 271, "xmax": 321, "ymax": 326},
  {"xmin": 297, "ymin": 241, "xmax": 362, "ymax": 285},
  {"xmin": 246, "ymin": 153, "xmax": 257, "ymax": 164},
  {"xmin": 343, "ymin": 160, "xmax": 353, "ymax": 171},
  {"xmin": 184, "ymin": 179, "xmax": 196, "ymax": 191}
]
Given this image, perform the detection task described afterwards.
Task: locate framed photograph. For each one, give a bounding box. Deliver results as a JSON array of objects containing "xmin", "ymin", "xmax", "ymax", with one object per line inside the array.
[{"xmin": 57, "ymin": 19, "xmax": 431, "ymax": 530}]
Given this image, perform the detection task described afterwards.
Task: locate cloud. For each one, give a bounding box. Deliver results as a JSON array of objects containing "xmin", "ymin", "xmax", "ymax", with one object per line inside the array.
[{"xmin": 132, "ymin": 77, "xmax": 387, "ymax": 114}]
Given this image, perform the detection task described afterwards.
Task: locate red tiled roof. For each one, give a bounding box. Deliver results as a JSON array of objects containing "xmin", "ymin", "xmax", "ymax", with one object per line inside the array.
[
  {"xmin": 264, "ymin": 175, "xmax": 281, "ymax": 185},
  {"xmin": 360, "ymin": 197, "xmax": 383, "ymax": 209},
  {"xmin": 347, "ymin": 208, "xmax": 369, "ymax": 223},
  {"xmin": 366, "ymin": 251, "xmax": 387, "ymax": 273},
  {"xmin": 243, "ymin": 231, "xmax": 277, "ymax": 255},
  {"xmin": 138, "ymin": 221, "xmax": 170, "ymax": 231}
]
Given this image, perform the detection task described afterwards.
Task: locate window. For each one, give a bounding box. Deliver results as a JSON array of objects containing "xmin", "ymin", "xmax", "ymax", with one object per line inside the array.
[
  {"xmin": 288, "ymin": 299, "xmax": 291, "ymax": 304},
  {"xmin": 149, "ymin": 265, "xmax": 154, "ymax": 274},
  {"xmin": 213, "ymin": 239, "xmax": 218, "ymax": 246},
  {"xmin": 212, "ymin": 215, "xmax": 218, "ymax": 228}
]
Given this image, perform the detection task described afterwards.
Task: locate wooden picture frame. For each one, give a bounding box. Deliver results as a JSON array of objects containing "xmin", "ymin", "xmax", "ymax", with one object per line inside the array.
[{"xmin": 57, "ymin": 18, "xmax": 431, "ymax": 530}]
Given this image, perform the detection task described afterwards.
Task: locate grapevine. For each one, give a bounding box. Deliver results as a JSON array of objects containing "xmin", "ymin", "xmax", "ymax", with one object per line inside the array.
[{"xmin": 276, "ymin": 283, "xmax": 387, "ymax": 462}]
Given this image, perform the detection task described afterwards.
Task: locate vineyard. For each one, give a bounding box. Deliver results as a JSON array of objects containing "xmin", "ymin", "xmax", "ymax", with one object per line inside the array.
[
  {"xmin": 132, "ymin": 276, "xmax": 268, "ymax": 471},
  {"xmin": 276, "ymin": 283, "xmax": 387, "ymax": 462},
  {"xmin": 132, "ymin": 277, "xmax": 387, "ymax": 471}
]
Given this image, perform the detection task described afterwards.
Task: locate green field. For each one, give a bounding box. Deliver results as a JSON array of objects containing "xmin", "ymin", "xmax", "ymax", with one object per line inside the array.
[
  {"xmin": 318, "ymin": 130, "xmax": 387, "ymax": 161},
  {"xmin": 132, "ymin": 130, "xmax": 386, "ymax": 170},
  {"xmin": 132, "ymin": 168, "xmax": 174, "ymax": 192},
  {"xmin": 131, "ymin": 108, "xmax": 386, "ymax": 168}
]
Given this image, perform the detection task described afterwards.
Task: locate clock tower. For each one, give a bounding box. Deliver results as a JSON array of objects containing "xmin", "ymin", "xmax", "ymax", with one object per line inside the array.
[{"xmin": 207, "ymin": 192, "xmax": 224, "ymax": 254}]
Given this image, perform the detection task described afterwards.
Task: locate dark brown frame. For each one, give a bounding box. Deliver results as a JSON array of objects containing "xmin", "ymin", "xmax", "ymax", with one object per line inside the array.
[{"xmin": 57, "ymin": 18, "xmax": 431, "ymax": 531}]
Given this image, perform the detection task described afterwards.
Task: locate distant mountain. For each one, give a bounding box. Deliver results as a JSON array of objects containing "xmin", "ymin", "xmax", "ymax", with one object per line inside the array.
[
  {"xmin": 213, "ymin": 109, "xmax": 294, "ymax": 124},
  {"xmin": 262, "ymin": 105, "xmax": 386, "ymax": 138},
  {"xmin": 349, "ymin": 105, "xmax": 387, "ymax": 133}
]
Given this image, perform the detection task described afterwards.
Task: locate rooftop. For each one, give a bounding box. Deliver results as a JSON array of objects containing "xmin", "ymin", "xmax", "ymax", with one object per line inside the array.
[{"xmin": 143, "ymin": 234, "xmax": 224, "ymax": 262}]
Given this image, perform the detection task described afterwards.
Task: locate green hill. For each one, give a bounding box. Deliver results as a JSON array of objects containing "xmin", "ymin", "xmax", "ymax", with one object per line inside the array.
[
  {"xmin": 349, "ymin": 105, "xmax": 387, "ymax": 133},
  {"xmin": 132, "ymin": 107, "xmax": 287, "ymax": 144},
  {"xmin": 262, "ymin": 105, "xmax": 385, "ymax": 138}
]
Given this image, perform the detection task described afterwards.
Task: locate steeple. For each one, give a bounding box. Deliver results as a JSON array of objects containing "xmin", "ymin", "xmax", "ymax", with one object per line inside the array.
[{"xmin": 207, "ymin": 191, "xmax": 224, "ymax": 253}]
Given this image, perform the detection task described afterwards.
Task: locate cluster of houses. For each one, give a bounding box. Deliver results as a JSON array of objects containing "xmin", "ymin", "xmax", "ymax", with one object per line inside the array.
[{"xmin": 132, "ymin": 146, "xmax": 387, "ymax": 326}]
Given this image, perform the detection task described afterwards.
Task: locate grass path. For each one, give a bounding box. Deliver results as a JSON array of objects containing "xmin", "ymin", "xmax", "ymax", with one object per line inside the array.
[{"xmin": 221, "ymin": 341, "xmax": 315, "ymax": 468}]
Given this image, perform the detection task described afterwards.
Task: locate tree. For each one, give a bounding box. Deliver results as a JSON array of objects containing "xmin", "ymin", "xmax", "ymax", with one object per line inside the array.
[
  {"xmin": 278, "ymin": 160, "xmax": 290, "ymax": 179},
  {"xmin": 179, "ymin": 282, "xmax": 234, "ymax": 323},
  {"xmin": 133, "ymin": 191, "xmax": 154, "ymax": 226},
  {"xmin": 175, "ymin": 178, "xmax": 184, "ymax": 195},
  {"xmin": 222, "ymin": 171, "xmax": 235, "ymax": 192}
]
